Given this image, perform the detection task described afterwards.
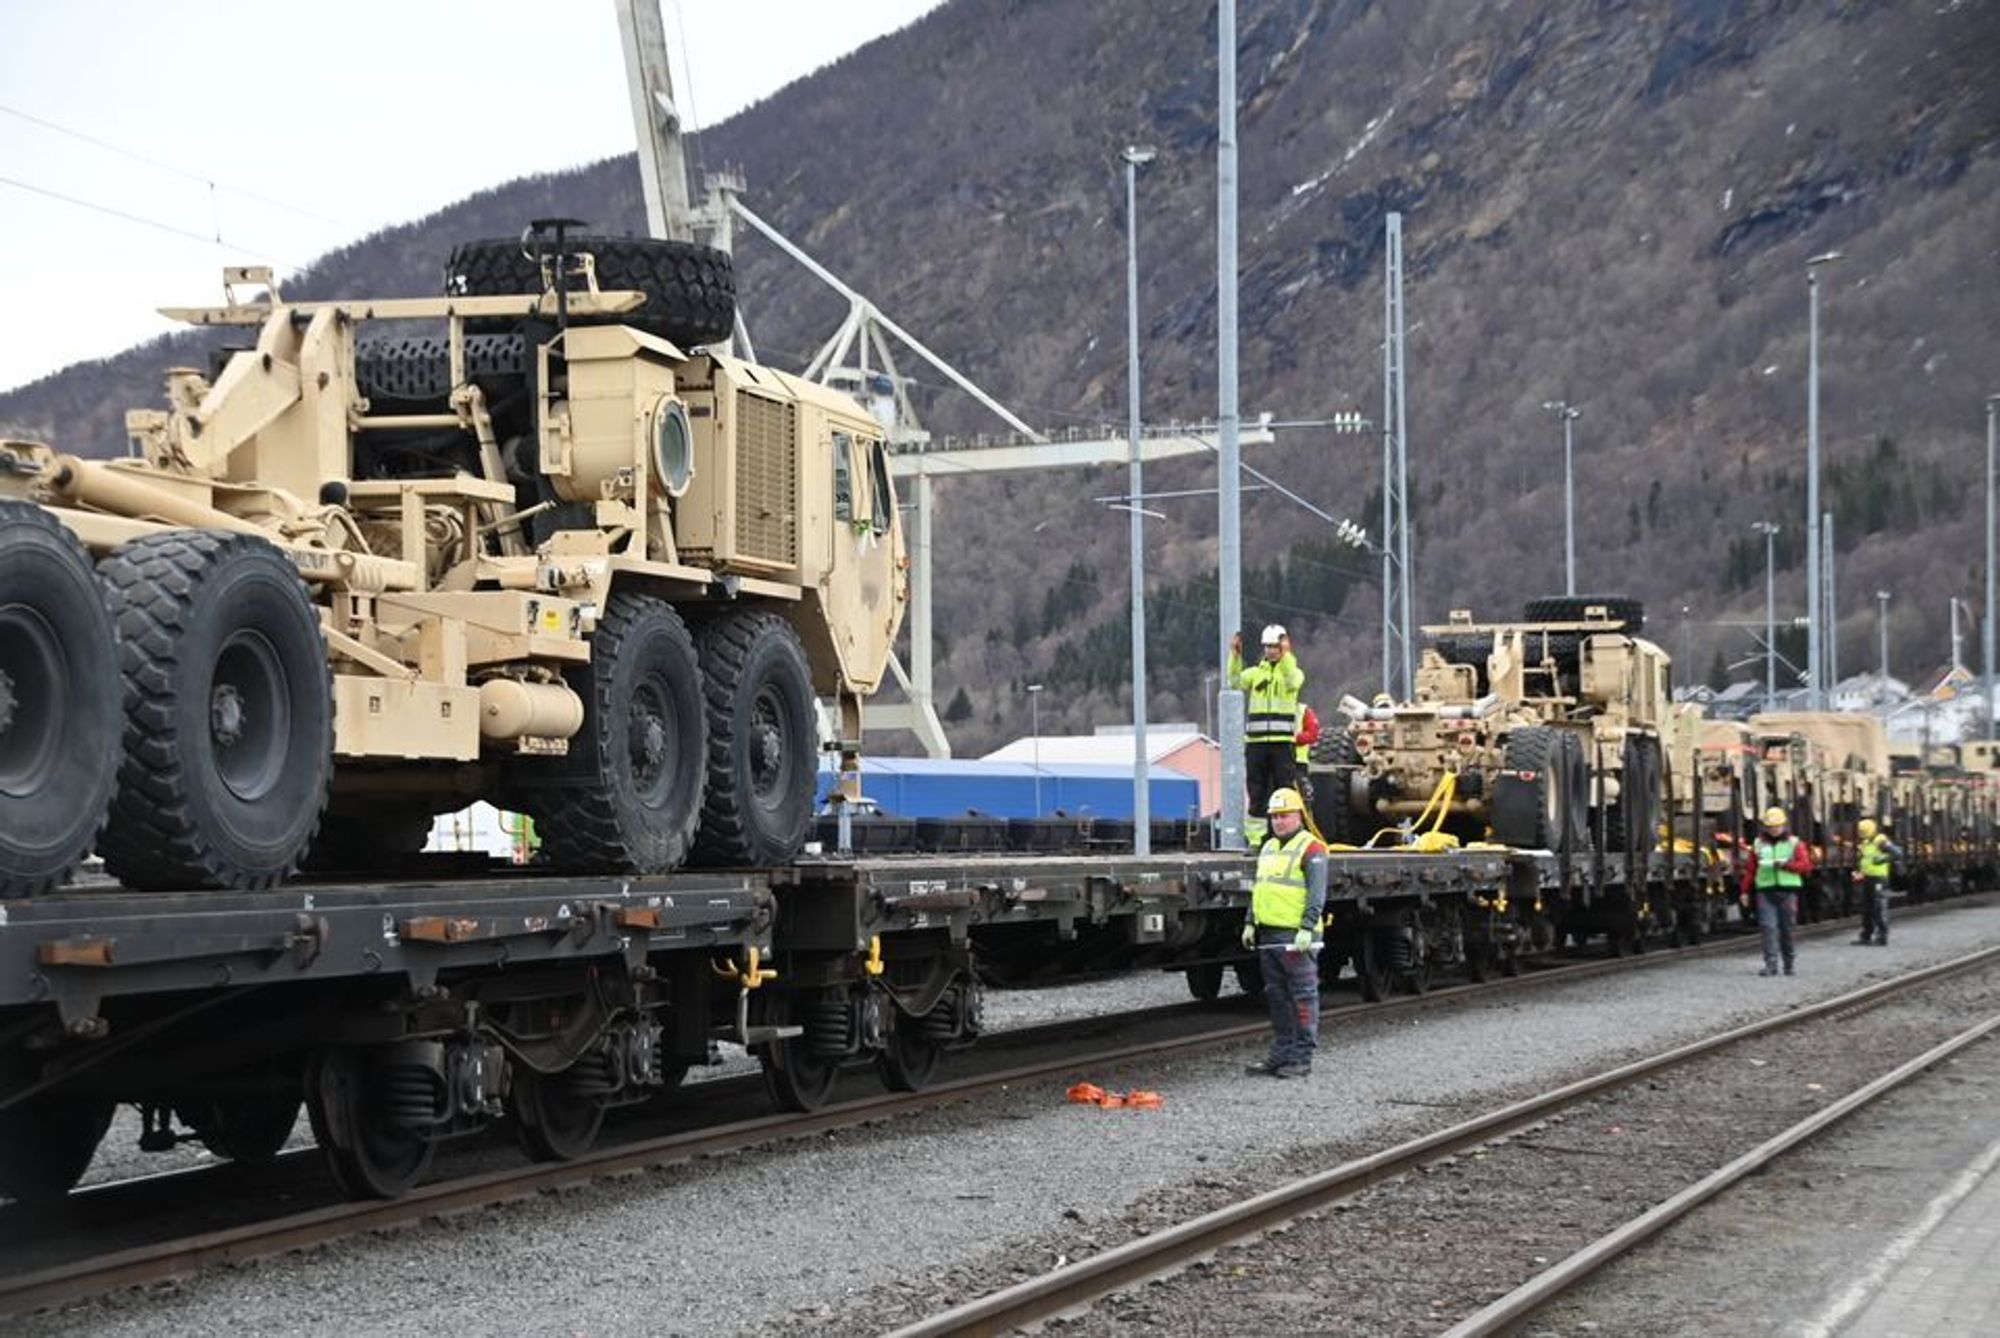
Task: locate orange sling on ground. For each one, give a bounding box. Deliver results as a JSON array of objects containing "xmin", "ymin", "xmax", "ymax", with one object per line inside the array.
[{"xmin": 1065, "ymin": 1082, "xmax": 1163, "ymax": 1109}]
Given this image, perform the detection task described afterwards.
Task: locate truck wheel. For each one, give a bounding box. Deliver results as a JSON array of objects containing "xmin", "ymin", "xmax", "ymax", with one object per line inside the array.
[
  {"xmin": 0, "ymin": 501, "xmax": 120, "ymax": 895},
  {"xmin": 1488, "ymin": 720, "xmax": 1560, "ymax": 844},
  {"xmin": 97, "ymin": 532, "xmax": 331, "ymax": 891},
  {"xmin": 445, "ymin": 235, "xmax": 737, "ymax": 349},
  {"xmin": 1308, "ymin": 727, "xmax": 1366, "ymax": 845},
  {"xmin": 530, "ymin": 592, "xmax": 705, "ymax": 875},
  {"xmin": 1523, "ymin": 594, "xmax": 1645, "ymax": 633},
  {"xmin": 1606, "ymin": 737, "xmax": 1662, "ymax": 857},
  {"xmin": 693, "ymin": 611, "xmax": 817, "ymax": 868}
]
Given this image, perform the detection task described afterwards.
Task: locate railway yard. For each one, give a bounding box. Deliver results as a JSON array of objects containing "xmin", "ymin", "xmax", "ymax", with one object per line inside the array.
[
  {"xmin": 3, "ymin": 893, "xmax": 1998, "ymax": 1334},
  {"xmin": 2, "ymin": 1, "xmax": 1997, "ymax": 1333}
]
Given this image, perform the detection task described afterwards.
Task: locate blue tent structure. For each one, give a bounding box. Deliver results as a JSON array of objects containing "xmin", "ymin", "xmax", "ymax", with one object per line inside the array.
[{"xmin": 816, "ymin": 757, "xmax": 1200, "ymax": 821}]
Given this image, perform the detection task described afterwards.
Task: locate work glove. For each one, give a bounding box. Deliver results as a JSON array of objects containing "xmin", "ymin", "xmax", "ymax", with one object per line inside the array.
[
  {"xmin": 1241, "ymin": 922, "xmax": 1256, "ymax": 951},
  {"xmin": 1291, "ymin": 928, "xmax": 1316, "ymax": 954}
]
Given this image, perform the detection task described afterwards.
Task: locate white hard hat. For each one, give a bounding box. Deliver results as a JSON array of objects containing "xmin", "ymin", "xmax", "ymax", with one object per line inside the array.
[{"xmin": 1260, "ymin": 623, "xmax": 1287, "ymax": 645}]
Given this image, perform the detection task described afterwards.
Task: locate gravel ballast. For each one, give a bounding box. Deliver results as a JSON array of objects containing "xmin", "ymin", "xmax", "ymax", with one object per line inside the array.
[{"xmin": 25, "ymin": 898, "xmax": 2000, "ymax": 1337}]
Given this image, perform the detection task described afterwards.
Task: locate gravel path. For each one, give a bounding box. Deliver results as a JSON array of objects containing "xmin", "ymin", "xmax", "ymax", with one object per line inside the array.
[
  {"xmin": 26, "ymin": 900, "xmax": 2000, "ymax": 1337},
  {"xmin": 1070, "ymin": 967, "xmax": 2000, "ymax": 1335}
]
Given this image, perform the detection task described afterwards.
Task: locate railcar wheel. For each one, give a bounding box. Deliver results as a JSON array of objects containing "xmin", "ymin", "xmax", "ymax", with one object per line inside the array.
[
  {"xmin": 692, "ymin": 612, "xmax": 817, "ymax": 868},
  {"xmin": 1185, "ymin": 963, "xmax": 1225, "ymax": 1002},
  {"xmin": 179, "ymin": 1090, "xmax": 302, "ymax": 1165},
  {"xmin": 1355, "ymin": 931, "xmax": 1392, "ymax": 1002},
  {"xmin": 877, "ymin": 1019, "xmax": 945, "ymax": 1093},
  {"xmin": 0, "ymin": 501, "xmax": 121, "ymax": 896},
  {"xmin": 509, "ymin": 1065, "xmax": 606, "ymax": 1163},
  {"xmin": 1465, "ymin": 937, "xmax": 1497, "ymax": 983},
  {"xmin": 756, "ymin": 990, "xmax": 843, "ymax": 1113},
  {"xmin": 1232, "ymin": 961, "xmax": 1267, "ymax": 1001},
  {"xmin": 97, "ymin": 532, "xmax": 332, "ymax": 890},
  {"xmin": 0, "ymin": 1068, "xmax": 113, "ymax": 1204},
  {"xmin": 306, "ymin": 1048, "xmax": 438, "ymax": 1200},
  {"xmin": 527, "ymin": 592, "xmax": 705, "ymax": 875}
]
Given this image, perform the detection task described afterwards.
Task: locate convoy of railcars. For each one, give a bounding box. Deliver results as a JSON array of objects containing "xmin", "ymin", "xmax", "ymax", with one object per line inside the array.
[
  {"xmin": 0, "ymin": 241, "xmax": 1991, "ymax": 1208},
  {"xmin": 1, "ymin": 714, "xmax": 1992, "ymax": 1207}
]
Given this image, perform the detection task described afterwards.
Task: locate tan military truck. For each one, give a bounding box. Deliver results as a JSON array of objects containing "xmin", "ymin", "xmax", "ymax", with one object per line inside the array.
[
  {"xmin": 1314, "ymin": 596, "xmax": 1671, "ymax": 855},
  {"xmin": 0, "ymin": 227, "xmax": 906, "ymax": 893}
]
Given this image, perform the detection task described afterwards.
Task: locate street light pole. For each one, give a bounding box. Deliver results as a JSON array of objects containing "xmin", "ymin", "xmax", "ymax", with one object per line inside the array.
[
  {"xmin": 1026, "ymin": 684, "xmax": 1044, "ymax": 816},
  {"xmin": 1543, "ymin": 400, "xmax": 1580, "ymax": 595},
  {"xmin": 1754, "ymin": 521, "xmax": 1780, "ymax": 708},
  {"xmin": 1877, "ymin": 589, "xmax": 1891, "ymax": 703},
  {"xmin": 1121, "ymin": 144, "xmax": 1156, "ymax": 855},
  {"xmin": 1823, "ymin": 510, "xmax": 1837, "ymax": 696},
  {"xmin": 1215, "ymin": 0, "xmax": 1246, "ymax": 850},
  {"xmin": 1986, "ymin": 394, "xmax": 1998, "ymax": 740},
  {"xmin": 1805, "ymin": 251, "xmax": 1843, "ymax": 707}
]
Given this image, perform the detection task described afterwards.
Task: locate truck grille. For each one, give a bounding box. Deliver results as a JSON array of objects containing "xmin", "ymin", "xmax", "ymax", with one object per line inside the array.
[{"xmin": 734, "ymin": 391, "xmax": 798, "ymax": 567}]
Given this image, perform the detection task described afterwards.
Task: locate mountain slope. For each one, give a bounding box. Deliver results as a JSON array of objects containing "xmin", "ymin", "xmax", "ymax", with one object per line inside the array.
[{"xmin": 4, "ymin": 0, "xmax": 1996, "ymax": 752}]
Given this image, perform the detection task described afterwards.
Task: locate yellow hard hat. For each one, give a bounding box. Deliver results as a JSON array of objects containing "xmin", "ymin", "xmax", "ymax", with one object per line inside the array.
[
  {"xmin": 1761, "ymin": 806, "xmax": 1788, "ymax": 828},
  {"xmin": 1858, "ymin": 817, "xmax": 1878, "ymax": 838},
  {"xmin": 1267, "ymin": 787, "xmax": 1307, "ymax": 816}
]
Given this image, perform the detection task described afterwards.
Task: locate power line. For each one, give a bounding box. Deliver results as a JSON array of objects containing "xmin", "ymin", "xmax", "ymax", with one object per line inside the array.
[
  {"xmin": 0, "ymin": 174, "xmax": 301, "ymax": 270},
  {"xmin": 0, "ymin": 101, "xmax": 352, "ymax": 230}
]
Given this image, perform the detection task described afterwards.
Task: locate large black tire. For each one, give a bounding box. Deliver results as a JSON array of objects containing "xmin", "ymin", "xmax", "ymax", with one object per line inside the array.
[
  {"xmin": 353, "ymin": 334, "xmax": 530, "ymax": 405},
  {"xmin": 1307, "ymin": 728, "xmax": 1367, "ymax": 845},
  {"xmin": 1523, "ymin": 594, "xmax": 1645, "ymax": 634},
  {"xmin": 445, "ymin": 236, "xmax": 737, "ymax": 349},
  {"xmin": 0, "ymin": 502, "xmax": 121, "ymax": 895},
  {"xmin": 1492, "ymin": 726, "xmax": 1584, "ymax": 850},
  {"xmin": 97, "ymin": 533, "xmax": 331, "ymax": 891},
  {"xmin": 526, "ymin": 592, "xmax": 705, "ymax": 874},
  {"xmin": 692, "ymin": 612, "xmax": 818, "ymax": 868},
  {"xmin": 1606, "ymin": 736, "xmax": 1662, "ymax": 857}
]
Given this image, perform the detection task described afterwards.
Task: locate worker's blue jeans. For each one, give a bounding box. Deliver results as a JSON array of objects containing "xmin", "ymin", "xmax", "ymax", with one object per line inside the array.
[
  {"xmin": 1756, "ymin": 889, "xmax": 1797, "ymax": 970},
  {"xmin": 1257, "ymin": 931, "xmax": 1319, "ymax": 1066},
  {"xmin": 1858, "ymin": 877, "xmax": 1890, "ymax": 942}
]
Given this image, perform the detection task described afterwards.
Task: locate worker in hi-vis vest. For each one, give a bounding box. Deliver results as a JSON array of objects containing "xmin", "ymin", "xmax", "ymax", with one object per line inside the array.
[
  {"xmin": 1240, "ymin": 787, "xmax": 1327, "ymax": 1079},
  {"xmin": 1740, "ymin": 806, "xmax": 1814, "ymax": 977},
  {"xmin": 1852, "ymin": 818, "xmax": 1901, "ymax": 947},
  {"xmin": 1228, "ymin": 624, "xmax": 1304, "ymax": 843}
]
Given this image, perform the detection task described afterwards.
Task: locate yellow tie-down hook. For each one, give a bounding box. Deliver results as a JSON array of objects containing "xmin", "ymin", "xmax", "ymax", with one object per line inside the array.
[{"xmin": 713, "ymin": 945, "xmax": 777, "ymax": 990}]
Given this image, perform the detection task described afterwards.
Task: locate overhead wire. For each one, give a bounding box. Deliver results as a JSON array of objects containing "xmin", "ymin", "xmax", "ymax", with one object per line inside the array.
[
  {"xmin": 0, "ymin": 101, "xmax": 354, "ymax": 231},
  {"xmin": 0, "ymin": 174, "xmax": 302, "ymax": 270}
]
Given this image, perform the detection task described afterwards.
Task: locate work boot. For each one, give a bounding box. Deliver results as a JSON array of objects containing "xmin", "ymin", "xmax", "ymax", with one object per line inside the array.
[
  {"xmin": 1244, "ymin": 1059, "xmax": 1280, "ymax": 1076},
  {"xmin": 1851, "ymin": 936, "xmax": 1873, "ymax": 946},
  {"xmin": 1271, "ymin": 1063, "xmax": 1312, "ymax": 1079},
  {"xmin": 1875, "ymin": 936, "xmax": 1888, "ymax": 947},
  {"xmin": 1783, "ymin": 961, "xmax": 1796, "ymax": 976}
]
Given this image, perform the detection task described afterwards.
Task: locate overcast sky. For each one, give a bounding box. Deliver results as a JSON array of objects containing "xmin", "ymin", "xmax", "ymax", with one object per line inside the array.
[{"xmin": 0, "ymin": 0, "xmax": 945, "ymax": 393}]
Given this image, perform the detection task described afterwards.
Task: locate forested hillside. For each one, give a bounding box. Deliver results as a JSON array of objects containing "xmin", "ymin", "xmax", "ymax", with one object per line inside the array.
[{"xmin": 4, "ymin": 0, "xmax": 1996, "ymax": 753}]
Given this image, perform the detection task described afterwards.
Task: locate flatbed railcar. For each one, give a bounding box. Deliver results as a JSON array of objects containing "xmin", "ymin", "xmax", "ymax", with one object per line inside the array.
[{"xmin": 0, "ymin": 823, "xmax": 1985, "ymax": 1205}]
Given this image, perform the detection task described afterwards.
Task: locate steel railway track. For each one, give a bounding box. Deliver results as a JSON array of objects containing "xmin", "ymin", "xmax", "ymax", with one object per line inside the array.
[
  {"xmin": 0, "ymin": 902, "xmax": 1956, "ymax": 1321},
  {"xmin": 885, "ymin": 940, "xmax": 2000, "ymax": 1337}
]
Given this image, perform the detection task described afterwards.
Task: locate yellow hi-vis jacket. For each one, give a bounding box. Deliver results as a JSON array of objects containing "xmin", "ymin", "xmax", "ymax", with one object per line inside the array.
[
  {"xmin": 1251, "ymin": 827, "xmax": 1328, "ymax": 929},
  {"xmin": 1753, "ymin": 836, "xmax": 1804, "ymax": 889},
  {"xmin": 1859, "ymin": 833, "xmax": 1894, "ymax": 879},
  {"xmin": 1229, "ymin": 648, "xmax": 1305, "ymax": 743}
]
